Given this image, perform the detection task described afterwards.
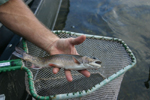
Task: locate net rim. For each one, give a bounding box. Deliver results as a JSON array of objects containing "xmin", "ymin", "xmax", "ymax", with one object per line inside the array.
[{"xmin": 0, "ymin": 30, "xmax": 136, "ymax": 100}]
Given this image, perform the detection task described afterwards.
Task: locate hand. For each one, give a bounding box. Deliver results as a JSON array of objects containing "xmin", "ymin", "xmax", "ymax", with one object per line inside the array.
[{"xmin": 49, "ymin": 35, "xmax": 90, "ymax": 82}]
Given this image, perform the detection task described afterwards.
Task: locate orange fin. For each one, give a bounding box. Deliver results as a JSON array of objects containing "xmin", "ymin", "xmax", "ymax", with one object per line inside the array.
[
  {"xmin": 49, "ymin": 63, "xmax": 59, "ymax": 67},
  {"xmin": 72, "ymin": 57, "xmax": 80, "ymax": 64}
]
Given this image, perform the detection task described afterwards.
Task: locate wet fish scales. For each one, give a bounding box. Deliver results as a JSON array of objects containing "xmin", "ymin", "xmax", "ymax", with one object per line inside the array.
[{"xmin": 12, "ymin": 47, "xmax": 102, "ymax": 70}]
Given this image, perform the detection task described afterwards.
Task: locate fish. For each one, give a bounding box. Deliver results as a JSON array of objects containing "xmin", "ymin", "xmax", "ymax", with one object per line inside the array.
[{"xmin": 12, "ymin": 47, "xmax": 102, "ymax": 70}]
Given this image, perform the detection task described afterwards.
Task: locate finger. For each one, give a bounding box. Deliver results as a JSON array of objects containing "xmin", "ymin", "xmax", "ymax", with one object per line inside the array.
[
  {"xmin": 78, "ymin": 70, "xmax": 90, "ymax": 77},
  {"xmin": 49, "ymin": 64, "xmax": 60, "ymax": 74},
  {"xmin": 65, "ymin": 70, "xmax": 73, "ymax": 82},
  {"xmin": 70, "ymin": 35, "xmax": 86, "ymax": 45},
  {"xmin": 53, "ymin": 68, "xmax": 60, "ymax": 74}
]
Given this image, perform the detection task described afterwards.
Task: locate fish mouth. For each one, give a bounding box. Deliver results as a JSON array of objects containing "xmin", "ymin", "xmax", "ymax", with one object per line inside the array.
[
  {"xmin": 95, "ymin": 61, "xmax": 102, "ymax": 64},
  {"xmin": 89, "ymin": 60, "xmax": 102, "ymax": 68}
]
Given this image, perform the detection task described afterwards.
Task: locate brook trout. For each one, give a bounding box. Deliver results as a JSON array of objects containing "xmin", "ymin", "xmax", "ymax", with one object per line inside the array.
[{"xmin": 12, "ymin": 47, "xmax": 102, "ymax": 70}]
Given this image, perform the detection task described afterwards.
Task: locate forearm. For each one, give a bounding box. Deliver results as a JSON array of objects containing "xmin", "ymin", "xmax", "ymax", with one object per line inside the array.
[{"xmin": 0, "ymin": 0, "xmax": 59, "ymax": 52}]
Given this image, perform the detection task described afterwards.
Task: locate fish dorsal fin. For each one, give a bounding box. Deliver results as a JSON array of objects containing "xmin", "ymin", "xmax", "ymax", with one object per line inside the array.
[{"xmin": 72, "ymin": 57, "xmax": 80, "ymax": 64}]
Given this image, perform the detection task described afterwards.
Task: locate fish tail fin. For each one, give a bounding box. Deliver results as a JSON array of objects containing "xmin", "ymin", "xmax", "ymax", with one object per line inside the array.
[
  {"xmin": 12, "ymin": 51, "xmax": 24, "ymax": 59},
  {"xmin": 12, "ymin": 47, "xmax": 27, "ymax": 59},
  {"xmin": 13, "ymin": 47, "xmax": 39, "ymax": 66}
]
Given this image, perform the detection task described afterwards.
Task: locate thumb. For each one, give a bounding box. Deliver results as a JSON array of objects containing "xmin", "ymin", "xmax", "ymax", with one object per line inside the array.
[{"xmin": 70, "ymin": 35, "xmax": 86, "ymax": 45}]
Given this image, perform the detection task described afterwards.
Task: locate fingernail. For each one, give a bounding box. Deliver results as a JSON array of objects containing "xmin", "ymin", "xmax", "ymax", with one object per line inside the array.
[
  {"xmin": 68, "ymin": 78, "xmax": 73, "ymax": 82},
  {"xmin": 87, "ymin": 73, "xmax": 91, "ymax": 77},
  {"xmin": 53, "ymin": 69, "xmax": 58, "ymax": 74}
]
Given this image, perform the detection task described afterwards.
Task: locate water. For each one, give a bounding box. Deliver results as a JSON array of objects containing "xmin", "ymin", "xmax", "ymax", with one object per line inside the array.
[{"xmin": 55, "ymin": 0, "xmax": 150, "ymax": 99}]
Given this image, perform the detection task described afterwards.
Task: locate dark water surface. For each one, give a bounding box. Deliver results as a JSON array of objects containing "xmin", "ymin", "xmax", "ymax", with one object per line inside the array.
[{"xmin": 55, "ymin": 0, "xmax": 150, "ymax": 99}]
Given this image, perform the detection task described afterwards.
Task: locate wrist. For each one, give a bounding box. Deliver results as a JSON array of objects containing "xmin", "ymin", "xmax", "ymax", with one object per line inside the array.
[{"xmin": 44, "ymin": 34, "xmax": 60, "ymax": 53}]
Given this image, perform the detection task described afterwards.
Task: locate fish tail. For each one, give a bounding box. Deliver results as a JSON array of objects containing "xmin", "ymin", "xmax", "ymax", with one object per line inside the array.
[
  {"xmin": 12, "ymin": 47, "xmax": 27, "ymax": 59},
  {"xmin": 12, "ymin": 47, "xmax": 42, "ymax": 66},
  {"xmin": 12, "ymin": 51, "xmax": 24, "ymax": 58}
]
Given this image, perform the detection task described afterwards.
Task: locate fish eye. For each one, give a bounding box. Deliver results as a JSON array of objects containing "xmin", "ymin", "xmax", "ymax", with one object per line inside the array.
[
  {"xmin": 95, "ymin": 61, "xmax": 101, "ymax": 64},
  {"xmin": 92, "ymin": 57, "xmax": 96, "ymax": 59}
]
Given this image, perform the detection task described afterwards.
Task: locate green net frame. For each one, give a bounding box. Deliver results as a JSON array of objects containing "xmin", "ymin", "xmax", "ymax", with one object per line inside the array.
[{"xmin": 0, "ymin": 30, "xmax": 136, "ymax": 100}]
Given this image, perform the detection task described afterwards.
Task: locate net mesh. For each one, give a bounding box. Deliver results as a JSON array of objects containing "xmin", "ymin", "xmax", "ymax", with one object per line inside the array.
[{"xmin": 24, "ymin": 32, "xmax": 132, "ymax": 100}]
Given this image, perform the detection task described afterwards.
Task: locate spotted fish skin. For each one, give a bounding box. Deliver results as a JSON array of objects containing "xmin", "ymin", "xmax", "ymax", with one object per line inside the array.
[{"xmin": 12, "ymin": 47, "xmax": 102, "ymax": 70}]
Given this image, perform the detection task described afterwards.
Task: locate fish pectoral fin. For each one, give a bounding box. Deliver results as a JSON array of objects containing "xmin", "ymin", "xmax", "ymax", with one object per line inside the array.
[
  {"xmin": 49, "ymin": 63, "xmax": 61, "ymax": 68},
  {"xmin": 72, "ymin": 57, "xmax": 80, "ymax": 65}
]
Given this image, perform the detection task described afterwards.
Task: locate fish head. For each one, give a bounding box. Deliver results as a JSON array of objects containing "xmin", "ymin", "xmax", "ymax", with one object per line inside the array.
[{"xmin": 82, "ymin": 56, "xmax": 102, "ymax": 69}]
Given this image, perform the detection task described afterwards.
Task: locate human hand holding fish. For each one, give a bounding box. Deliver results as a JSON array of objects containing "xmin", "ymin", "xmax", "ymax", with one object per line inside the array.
[
  {"xmin": 49, "ymin": 35, "xmax": 88, "ymax": 82},
  {"xmin": 47, "ymin": 35, "xmax": 101, "ymax": 81}
]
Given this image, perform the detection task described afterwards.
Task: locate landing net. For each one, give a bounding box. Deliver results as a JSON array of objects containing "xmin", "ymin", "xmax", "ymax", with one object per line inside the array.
[{"xmin": 23, "ymin": 30, "xmax": 136, "ymax": 100}]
